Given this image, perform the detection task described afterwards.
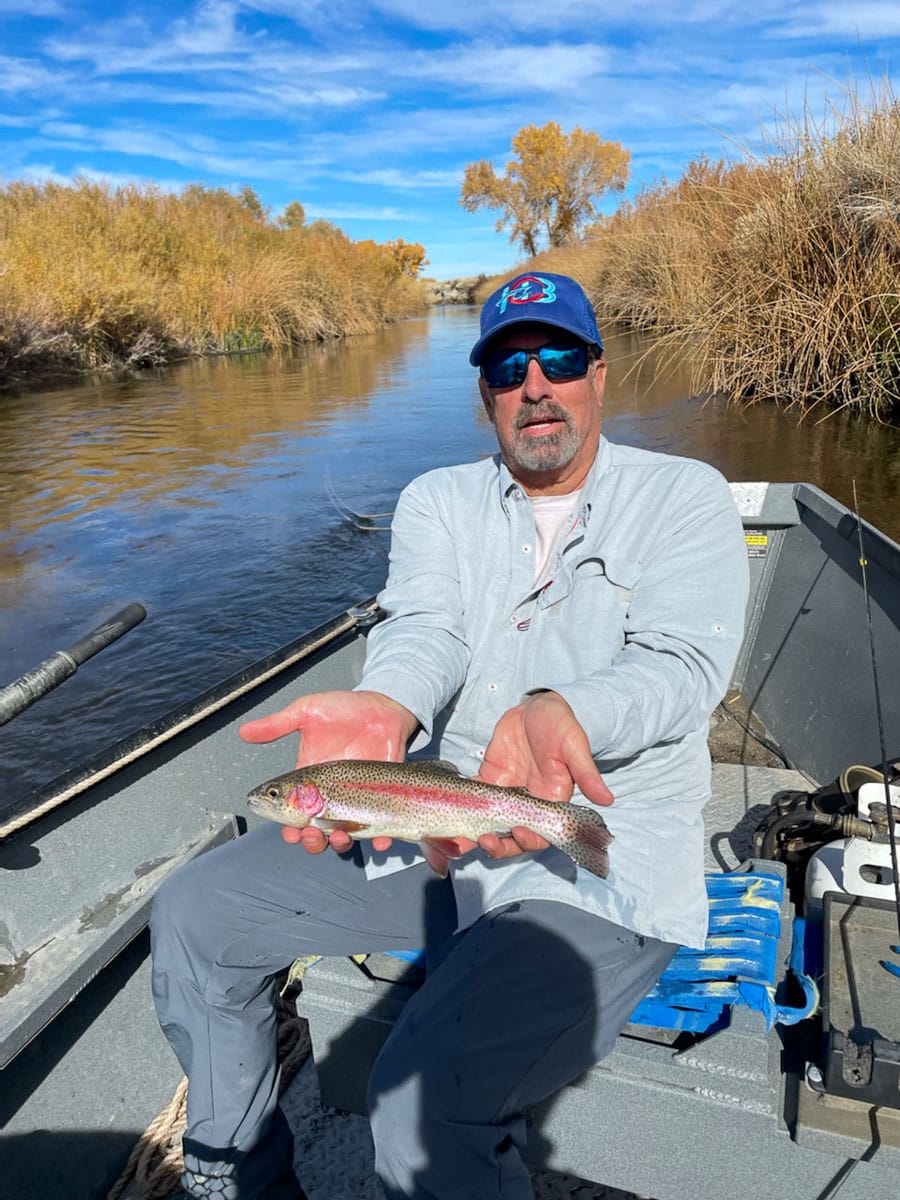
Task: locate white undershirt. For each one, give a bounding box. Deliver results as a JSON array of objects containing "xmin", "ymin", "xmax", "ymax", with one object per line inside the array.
[{"xmin": 530, "ymin": 488, "xmax": 583, "ymax": 586}]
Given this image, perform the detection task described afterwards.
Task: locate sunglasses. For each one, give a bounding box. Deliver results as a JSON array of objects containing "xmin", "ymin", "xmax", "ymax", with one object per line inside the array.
[{"xmin": 480, "ymin": 343, "xmax": 593, "ymax": 389}]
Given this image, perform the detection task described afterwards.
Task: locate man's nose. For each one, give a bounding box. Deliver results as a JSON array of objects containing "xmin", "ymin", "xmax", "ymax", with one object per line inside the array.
[{"xmin": 522, "ymin": 354, "xmax": 553, "ymax": 399}]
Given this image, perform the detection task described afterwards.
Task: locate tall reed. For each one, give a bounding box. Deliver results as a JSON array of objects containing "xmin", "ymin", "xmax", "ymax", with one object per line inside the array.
[
  {"xmin": 0, "ymin": 181, "xmax": 427, "ymax": 384},
  {"xmin": 488, "ymin": 84, "xmax": 900, "ymax": 421}
]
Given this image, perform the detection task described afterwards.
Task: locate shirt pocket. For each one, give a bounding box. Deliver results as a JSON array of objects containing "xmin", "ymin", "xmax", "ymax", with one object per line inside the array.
[
  {"xmin": 535, "ymin": 554, "xmax": 642, "ymax": 675},
  {"xmin": 573, "ymin": 553, "xmax": 641, "ymax": 603}
]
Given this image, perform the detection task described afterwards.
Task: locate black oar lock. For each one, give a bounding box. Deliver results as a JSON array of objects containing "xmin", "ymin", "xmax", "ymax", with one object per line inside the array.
[{"xmin": 0, "ymin": 602, "xmax": 147, "ymax": 727}]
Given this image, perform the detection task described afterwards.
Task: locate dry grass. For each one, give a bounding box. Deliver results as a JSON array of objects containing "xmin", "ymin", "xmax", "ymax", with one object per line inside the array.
[
  {"xmin": 0, "ymin": 181, "xmax": 427, "ymax": 385},
  {"xmin": 482, "ymin": 84, "xmax": 900, "ymax": 421}
]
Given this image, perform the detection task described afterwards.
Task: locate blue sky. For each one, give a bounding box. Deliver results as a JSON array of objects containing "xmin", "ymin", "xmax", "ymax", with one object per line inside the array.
[{"xmin": 1, "ymin": 2, "xmax": 899, "ymax": 280}]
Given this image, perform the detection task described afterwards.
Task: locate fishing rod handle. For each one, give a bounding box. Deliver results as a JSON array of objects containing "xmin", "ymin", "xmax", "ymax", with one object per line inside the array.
[
  {"xmin": 0, "ymin": 651, "xmax": 78, "ymax": 726},
  {"xmin": 0, "ymin": 602, "xmax": 147, "ymax": 726}
]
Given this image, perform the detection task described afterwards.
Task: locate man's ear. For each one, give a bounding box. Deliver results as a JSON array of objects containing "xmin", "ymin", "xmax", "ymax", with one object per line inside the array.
[{"xmin": 592, "ymin": 358, "xmax": 607, "ymax": 407}]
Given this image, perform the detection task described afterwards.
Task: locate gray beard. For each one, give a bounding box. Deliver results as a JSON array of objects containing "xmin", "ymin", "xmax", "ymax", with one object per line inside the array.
[{"xmin": 508, "ymin": 408, "xmax": 580, "ymax": 472}]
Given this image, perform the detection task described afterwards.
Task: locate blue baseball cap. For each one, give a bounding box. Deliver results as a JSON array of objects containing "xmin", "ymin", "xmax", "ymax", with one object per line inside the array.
[{"xmin": 469, "ymin": 271, "xmax": 604, "ymax": 366}]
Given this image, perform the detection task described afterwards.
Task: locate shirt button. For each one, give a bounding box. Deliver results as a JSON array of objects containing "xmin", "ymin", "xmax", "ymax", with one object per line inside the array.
[
  {"xmin": 509, "ymin": 614, "xmax": 517, "ymax": 624},
  {"xmin": 521, "ymin": 544, "xmax": 531, "ymax": 554},
  {"xmin": 487, "ymin": 682, "xmax": 497, "ymax": 691},
  {"xmin": 476, "ymin": 747, "xmax": 485, "ymax": 758}
]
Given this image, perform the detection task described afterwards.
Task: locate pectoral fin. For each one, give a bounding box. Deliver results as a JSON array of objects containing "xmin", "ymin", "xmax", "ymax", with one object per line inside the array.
[{"xmin": 313, "ymin": 818, "xmax": 369, "ymax": 834}]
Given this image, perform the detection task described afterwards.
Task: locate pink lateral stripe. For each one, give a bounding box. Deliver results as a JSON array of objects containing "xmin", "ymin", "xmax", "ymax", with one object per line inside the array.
[{"xmin": 339, "ymin": 779, "xmax": 494, "ymax": 811}]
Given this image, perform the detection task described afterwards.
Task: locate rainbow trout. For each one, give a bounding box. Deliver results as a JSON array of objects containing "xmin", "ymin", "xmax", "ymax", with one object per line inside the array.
[{"xmin": 247, "ymin": 758, "xmax": 612, "ymax": 878}]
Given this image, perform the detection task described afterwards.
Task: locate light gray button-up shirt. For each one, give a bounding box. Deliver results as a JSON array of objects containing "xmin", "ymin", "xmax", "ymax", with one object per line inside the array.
[{"xmin": 358, "ymin": 436, "xmax": 749, "ymax": 948}]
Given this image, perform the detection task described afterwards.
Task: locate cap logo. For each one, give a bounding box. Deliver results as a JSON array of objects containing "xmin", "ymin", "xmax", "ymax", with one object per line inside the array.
[{"xmin": 496, "ymin": 274, "xmax": 557, "ymax": 315}]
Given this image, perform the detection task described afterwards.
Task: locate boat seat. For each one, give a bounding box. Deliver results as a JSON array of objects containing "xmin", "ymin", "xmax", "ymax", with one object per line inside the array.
[
  {"xmin": 626, "ymin": 868, "xmax": 817, "ymax": 1033},
  {"xmin": 292, "ymin": 866, "xmax": 819, "ymax": 1038}
]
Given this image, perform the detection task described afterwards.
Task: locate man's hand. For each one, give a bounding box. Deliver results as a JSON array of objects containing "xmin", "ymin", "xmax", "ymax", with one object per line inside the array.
[
  {"xmin": 239, "ymin": 690, "xmax": 418, "ymax": 853},
  {"xmin": 474, "ymin": 691, "xmax": 613, "ymax": 861}
]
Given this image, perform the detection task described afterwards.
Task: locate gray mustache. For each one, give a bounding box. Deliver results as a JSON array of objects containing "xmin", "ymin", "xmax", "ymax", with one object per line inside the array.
[{"xmin": 514, "ymin": 405, "xmax": 571, "ymax": 430}]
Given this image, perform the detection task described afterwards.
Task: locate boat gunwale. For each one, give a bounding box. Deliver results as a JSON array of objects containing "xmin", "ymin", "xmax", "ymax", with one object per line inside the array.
[{"xmin": 0, "ymin": 599, "xmax": 380, "ymax": 841}]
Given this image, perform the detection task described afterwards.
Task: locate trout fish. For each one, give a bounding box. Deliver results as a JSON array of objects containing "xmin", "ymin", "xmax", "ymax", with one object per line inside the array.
[{"xmin": 247, "ymin": 758, "xmax": 612, "ymax": 878}]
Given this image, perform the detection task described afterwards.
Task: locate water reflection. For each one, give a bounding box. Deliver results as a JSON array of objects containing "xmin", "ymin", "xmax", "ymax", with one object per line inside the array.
[
  {"xmin": 601, "ymin": 326, "xmax": 900, "ymax": 531},
  {"xmin": 0, "ymin": 319, "xmax": 433, "ymax": 549},
  {"xmin": 1, "ymin": 305, "xmax": 898, "ymax": 811}
]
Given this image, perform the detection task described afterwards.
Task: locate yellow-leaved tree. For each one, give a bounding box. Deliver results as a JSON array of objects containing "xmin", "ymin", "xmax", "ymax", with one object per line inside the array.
[{"xmin": 460, "ymin": 121, "xmax": 630, "ymax": 256}]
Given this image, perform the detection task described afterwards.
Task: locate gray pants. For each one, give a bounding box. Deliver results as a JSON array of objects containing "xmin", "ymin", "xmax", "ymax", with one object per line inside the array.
[{"xmin": 150, "ymin": 823, "xmax": 676, "ymax": 1199}]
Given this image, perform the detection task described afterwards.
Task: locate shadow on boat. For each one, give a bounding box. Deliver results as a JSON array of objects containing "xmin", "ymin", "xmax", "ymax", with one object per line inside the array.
[{"xmin": 1, "ymin": 933, "xmax": 160, "ymax": 1200}]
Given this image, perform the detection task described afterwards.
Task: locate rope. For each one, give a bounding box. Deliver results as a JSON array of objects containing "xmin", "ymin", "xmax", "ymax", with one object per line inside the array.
[{"xmin": 107, "ymin": 988, "xmax": 312, "ymax": 1200}]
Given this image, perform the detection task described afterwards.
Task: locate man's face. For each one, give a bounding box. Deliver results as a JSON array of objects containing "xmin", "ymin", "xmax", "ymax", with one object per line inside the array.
[{"xmin": 478, "ymin": 323, "xmax": 606, "ymax": 496}]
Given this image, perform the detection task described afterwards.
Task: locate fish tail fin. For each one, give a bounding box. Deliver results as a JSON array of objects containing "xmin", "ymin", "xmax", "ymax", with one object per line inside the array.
[{"xmin": 554, "ymin": 807, "xmax": 613, "ymax": 879}]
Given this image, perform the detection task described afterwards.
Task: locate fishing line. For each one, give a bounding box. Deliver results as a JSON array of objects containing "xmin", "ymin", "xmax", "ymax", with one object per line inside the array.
[{"xmin": 852, "ymin": 480, "xmax": 900, "ymax": 977}]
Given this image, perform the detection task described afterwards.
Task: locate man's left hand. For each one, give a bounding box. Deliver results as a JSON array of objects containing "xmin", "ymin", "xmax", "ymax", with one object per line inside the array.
[{"xmin": 472, "ymin": 691, "xmax": 613, "ymax": 861}]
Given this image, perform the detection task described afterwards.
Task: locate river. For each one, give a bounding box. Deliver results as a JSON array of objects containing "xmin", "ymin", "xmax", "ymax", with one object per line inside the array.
[{"xmin": 2, "ymin": 304, "xmax": 900, "ymax": 814}]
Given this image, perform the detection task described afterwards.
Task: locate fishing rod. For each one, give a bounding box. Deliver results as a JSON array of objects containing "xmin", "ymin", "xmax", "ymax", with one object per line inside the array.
[
  {"xmin": 0, "ymin": 603, "xmax": 147, "ymax": 727},
  {"xmin": 852, "ymin": 482, "xmax": 900, "ymax": 978}
]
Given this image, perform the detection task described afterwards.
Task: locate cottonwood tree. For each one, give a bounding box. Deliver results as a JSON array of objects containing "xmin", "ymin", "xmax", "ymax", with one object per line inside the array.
[
  {"xmin": 460, "ymin": 122, "xmax": 630, "ymax": 255},
  {"xmin": 279, "ymin": 200, "xmax": 306, "ymax": 229}
]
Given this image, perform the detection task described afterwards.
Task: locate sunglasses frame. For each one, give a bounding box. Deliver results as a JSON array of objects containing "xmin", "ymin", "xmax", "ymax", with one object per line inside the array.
[{"xmin": 480, "ymin": 342, "xmax": 595, "ymax": 390}]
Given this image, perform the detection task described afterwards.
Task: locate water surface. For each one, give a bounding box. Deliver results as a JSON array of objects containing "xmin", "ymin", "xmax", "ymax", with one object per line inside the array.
[{"xmin": 2, "ymin": 306, "xmax": 899, "ymax": 812}]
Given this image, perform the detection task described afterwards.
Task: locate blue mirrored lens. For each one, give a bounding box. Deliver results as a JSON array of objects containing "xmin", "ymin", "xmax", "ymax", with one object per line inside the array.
[{"xmin": 481, "ymin": 344, "xmax": 590, "ymax": 388}]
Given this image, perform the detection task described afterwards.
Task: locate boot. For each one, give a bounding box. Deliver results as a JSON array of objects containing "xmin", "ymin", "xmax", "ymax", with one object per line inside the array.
[{"xmin": 177, "ymin": 1108, "xmax": 307, "ymax": 1199}]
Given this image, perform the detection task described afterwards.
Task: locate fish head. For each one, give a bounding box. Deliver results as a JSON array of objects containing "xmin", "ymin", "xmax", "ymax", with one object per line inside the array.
[{"xmin": 247, "ymin": 771, "xmax": 327, "ymax": 827}]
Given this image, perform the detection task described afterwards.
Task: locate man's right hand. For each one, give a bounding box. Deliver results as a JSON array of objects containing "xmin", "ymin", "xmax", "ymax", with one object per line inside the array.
[{"xmin": 239, "ymin": 690, "xmax": 418, "ymax": 853}]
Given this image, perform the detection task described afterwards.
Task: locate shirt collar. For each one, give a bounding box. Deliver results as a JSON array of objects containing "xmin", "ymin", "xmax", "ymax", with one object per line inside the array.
[{"xmin": 496, "ymin": 437, "xmax": 611, "ymax": 517}]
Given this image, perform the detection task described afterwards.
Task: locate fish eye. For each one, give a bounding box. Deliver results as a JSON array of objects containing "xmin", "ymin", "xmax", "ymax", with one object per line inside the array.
[{"xmin": 267, "ymin": 786, "xmax": 280, "ymax": 800}]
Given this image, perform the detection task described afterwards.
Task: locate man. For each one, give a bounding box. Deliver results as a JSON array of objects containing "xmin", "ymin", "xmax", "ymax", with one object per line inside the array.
[{"xmin": 150, "ymin": 271, "xmax": 749, "ymax": 1199}]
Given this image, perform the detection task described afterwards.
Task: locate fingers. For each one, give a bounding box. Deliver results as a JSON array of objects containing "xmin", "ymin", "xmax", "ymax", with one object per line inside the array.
[
  {"xmin": 478, "ymin": 827, "xmax": 549, "ymax": 860},
  {"xmin": 327, "ymin": 830, "xmax": 353, "ymax": 853},
  {"xmin": 562, "ymin": 726, "xmax": 615, "ymax": 807},
  {"xmin": 280, "ymin": 826, "xmax": 354, "ymax": 854},
  {"xmin": 281, "ymin": 825, "xmax": 328, "ymax": 852},
  {"xmin": 476, "ymin": 757, "xmax": 521, "ymax": 788},
  {"xmin": 239, "ymin": 702, "xmax": 306, "ymax": 744},
  {"xmin": 573, "ymin": 764, "xmax": 615, "ymax": 806},
  {"xmin": 510, "ymin": 825, "xmax": 550, "ymax": 852}
]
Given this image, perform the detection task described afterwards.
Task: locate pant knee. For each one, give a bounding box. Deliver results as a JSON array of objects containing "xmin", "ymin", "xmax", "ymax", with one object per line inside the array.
[
  {"xmin": 150, "ymin": 858, "xmax": 222, "ymax": 983},
  {"xmin": 368, "ymin": 1035, "xmax": 485, "ymax": 1136}
]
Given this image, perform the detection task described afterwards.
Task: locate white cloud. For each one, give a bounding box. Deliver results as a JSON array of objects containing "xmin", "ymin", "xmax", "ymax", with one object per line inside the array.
[
  {"xmin": 395, "ymin": 41, "xmax": 612, "ymax": 93},
  {"xmin": 332, "ymin": 167, "xmax": 462, "ymax": 190},
  {"xmin": 0, "ymin": 55, "xmax": 72, "ymax": 94},
  {"xmin": 12, "ymin": 162, "xmax": 73, "ymax": 186},
  {"xmin": 358, "ymin": 0, "xmax": 787, "ymax": 36},
  {"xmin": 774, "ymin": 3, "xmax": 900, "ymax": 38},
  {"xmin": 304, "ymin": 202, "xmax": 419, "ymax": 220}
]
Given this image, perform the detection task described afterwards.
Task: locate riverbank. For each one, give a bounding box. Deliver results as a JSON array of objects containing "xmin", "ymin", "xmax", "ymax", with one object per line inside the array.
[
  {"xmin": 423, "ymin": 276, "xmax": 487, "ymax": 304},
  {"xmin": 0, "ymin": 182, "xmax": 428, "ymax": 389},
  {"xmin": 483, "ymin": 85, "xmax": 900, "ymax": 422}
]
